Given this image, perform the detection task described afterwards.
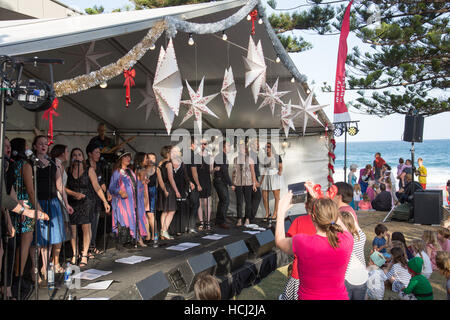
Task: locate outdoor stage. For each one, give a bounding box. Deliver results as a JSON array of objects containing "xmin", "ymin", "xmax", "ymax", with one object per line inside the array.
[{"xmin": 35, "ymin": 219, "xmax": 292, "ymax": 300}]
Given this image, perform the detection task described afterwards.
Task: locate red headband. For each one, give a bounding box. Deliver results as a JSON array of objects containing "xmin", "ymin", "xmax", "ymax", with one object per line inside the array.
[{"xmin": 305, "ymin": 181, "xmax": 338, "ymax": 200}]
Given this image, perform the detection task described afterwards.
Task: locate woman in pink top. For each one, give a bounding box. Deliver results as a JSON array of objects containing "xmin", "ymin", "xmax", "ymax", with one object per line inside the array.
[
  {"xmin": 437, "ymin": 227, "xmax": 450, "ymax": 253},
  {"xmin": 275, "ymin": 186, "xmax": 354, "ymax": 300}
]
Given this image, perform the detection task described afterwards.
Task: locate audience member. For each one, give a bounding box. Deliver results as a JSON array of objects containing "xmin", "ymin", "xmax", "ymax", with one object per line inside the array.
[
  {"xmin": 373, "ymin": 152, "xmax": 386, "ymax": 180},
  {"xmin": 358, "ymin": 164, "xmax": 374, "ymax": 194},
  {"xmin": 435, "ymin": 251, "xmax": 450, "ymax": 300},
  {"xmin": 423, "ymin": 230, "xmax": 443, "ymax": 271},
  {"xmin": 352, "ymin": 184, "xmax": 361, "ymax": 211},
  {"xmin": 384, "ymin": 247, "xmax": 411, "ymax": 293},
  {"xmin": 371, "ymin": 183, "xmax": 392, "ymax": 211},
  {"xmin": 194, "ymin": 274, "xmax": 221, "ymax": 300},
  {"xmin": 358, "ymin": 194, "xmax": 372, "ymax": 211},
  {"xmin": 399, "ymin": 257, "xmax": 433, "ymax": 300},
  {"xmin": 391, "ymin": 231, "xmax": 414, "ymax": 260},
  {"xmin": 366, "ymin": 251, "xmax": 387, "ymax": 300},
  {"xmin": 437, "ymin": 227, "xmax": 450, "ymax": 253},
  {"xmin": 415, "ymin": 158, "xmax": 427, "ymax": 190},
  {"xmin": 372, "ymin": 223, "xmax": 391, "ymax": 257},
  {"xmin": 410, "ymin": 239, "xmax": 433, "ymax": 279}
]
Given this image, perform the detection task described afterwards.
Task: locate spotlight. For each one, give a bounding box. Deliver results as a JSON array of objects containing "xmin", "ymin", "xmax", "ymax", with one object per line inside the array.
[
  {"xmin": 348, "ymin": 126, "xmax": 359, "ymax": 136},
  {"xmin": 291, "ymin": 77, "xmax": 295, "ymax": 83},
  {"xmin": 334, "ymin": 125, "xmax": 344, "ymax": 137},
  {"xmin": 247, "ymin": 14, "xmax": 251, "ymax": 21},
  {"xmin": 275, "ymin": 55, "xmax": 280, "ymax": 63},
  {"xmin": 150, "ymin": 43, "xmax": 156, "ymax": 50},
  {"xmin": 188, "ymin": 33, "xmax": 194, "ymax": 46},
  {"xmin": 222, "ymin": 31, "xmax": 227, "ymax": 41},
  {"xmin": 258, "ymin": 17, "xmax": 263, "ymax": 24},
  {"xmin": 16, "ymin": 78, "xmax": 54, "ymax": 112},
  {"xmin": 100, "ymin": 81, "xmax": 107, "ymax": 88}
]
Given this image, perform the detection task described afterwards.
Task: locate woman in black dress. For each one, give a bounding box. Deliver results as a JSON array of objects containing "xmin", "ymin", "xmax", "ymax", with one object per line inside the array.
[
  {"xmin": 197, "ymin": 139, "xmax": 213, "ymax": 230},
  {"xmin": 156, "ymin": 146, "xmax": 179, "ymax": 240},
  {"xmin": 65, "ymin": 148, "xmax": 110, "ymax": 267},
  {"xmin": 145, "ymin": 153, "xmax": 157, "ymax": 241}
]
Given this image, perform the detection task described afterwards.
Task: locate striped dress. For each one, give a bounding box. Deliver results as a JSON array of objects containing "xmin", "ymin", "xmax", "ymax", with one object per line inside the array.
[
  {"xmin": 345, "ymin": 229, "xmax": 368, "ymax": 286},
  {"xmin": 109, "ymin": 169, "xmax": 148, "ymax": 239},
  {"xmin": 386, "ymin": 263, "xmax": 411, "ymax": 292}
]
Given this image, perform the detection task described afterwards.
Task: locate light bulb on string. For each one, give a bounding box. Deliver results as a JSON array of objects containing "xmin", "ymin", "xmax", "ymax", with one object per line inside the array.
[
  {"xmin": 150, "ymin": 43, "xmax": 156, "ymax": 50},
  {"xmin": 188, "ymin": 33, "xmax": 194, "ymax": 46},
  {"xmin": 247, "ymin": 14, "xmax": 251, "ymax": 21},
  {"xmin": 222, "ymin": 31, "xmax": 228, "ymax": 41},
  {"xmin": 291, "ymin": 77, "xmax": 295, "ymax": 83},
  {"xmin": 258, "ymin": 17, "xmax": 263, "ymax": 24},
  {"xmin": 100, "ymin": 81, "xmax": 107, "ymax": 88},
  {"xmin": 276, "ymin": 55, "xmax": 280, "ymax": 63}
]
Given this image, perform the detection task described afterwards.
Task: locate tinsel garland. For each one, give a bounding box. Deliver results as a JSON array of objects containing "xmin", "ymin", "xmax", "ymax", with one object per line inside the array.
[{"xmin": 53, "ymin": 20, "xmax": 167, "ymax": 97}]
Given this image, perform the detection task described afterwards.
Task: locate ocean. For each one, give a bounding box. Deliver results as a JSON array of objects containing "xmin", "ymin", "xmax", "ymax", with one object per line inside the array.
[{"xmin": 333, "ymin": 139, "xmax": 450, "ymax": 189}]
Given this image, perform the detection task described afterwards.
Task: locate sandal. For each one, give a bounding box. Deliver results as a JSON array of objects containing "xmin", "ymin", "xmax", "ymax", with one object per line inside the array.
[
  {"xmin": 55, "ymin": 264, "xmax": 65, "ymax": 274},
  {"xmin": 70, "ymin": 255, "xmax": 78, "ymax": 265},
  {"xmin": 198, "ymin": 223, "xmax": 204, "ymax": 231},
  {"xmin": 79, "ymin": 255, "xmax": 89, "ymax": 268},
  {"xmin": 90, "ymin": 247, "xmax": 104, "ymax": 255},
  {"xmin": 205, "ymin": 222, "xmax": 212, "ymax": 231}
]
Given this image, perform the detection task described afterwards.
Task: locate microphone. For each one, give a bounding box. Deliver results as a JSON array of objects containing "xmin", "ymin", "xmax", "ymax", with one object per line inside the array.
[
  {"xmin": 44, "ymin": 154, "xmax": 57, "ymax": 166},
  {"xmin": 72, "ymin": 158, "xmax": 82, "ymax": 163},
  {"xmin": 25, "ymin": 149, "xmax": 39, "ymax": 163}
]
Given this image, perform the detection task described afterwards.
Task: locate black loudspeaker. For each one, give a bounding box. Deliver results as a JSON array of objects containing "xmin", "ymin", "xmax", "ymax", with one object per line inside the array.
[
  {"xmin": 245, "ymin": 229, "xmax": 275, "ymax": 258},
  {"xmin": 213, "ymin": 240, "xmax": 249, "ymax": 276},
  {"xmin": 403, "ymin": 115, "xmax": 424, "ymax": 142},
  {"xmin": 167, "ymin": 252, "xmax": 217, "ymax": 294},
  {"xmin": 113, "ymin": 271, "xmax": 170, "ymax": 300},
  {"xmin": 414, "ymin": 190, "xmax": 443, "ymax": 225}
]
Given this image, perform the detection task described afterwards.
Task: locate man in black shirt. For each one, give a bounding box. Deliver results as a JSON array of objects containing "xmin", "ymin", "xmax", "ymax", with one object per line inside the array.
[
  {"xmin": 213, "ymin": 140, "xmax": 233, "ymax": 229},
  {"xmin": 372, "ymin": 183, "xmax": 392, "ymax": 211},
  {"xmin": 88, "ymin": 123, "xmax": 115, "ymax": 152},
  {"xmin": 185, "ymin": 138, "xmax": 201, "ymax": 232}
]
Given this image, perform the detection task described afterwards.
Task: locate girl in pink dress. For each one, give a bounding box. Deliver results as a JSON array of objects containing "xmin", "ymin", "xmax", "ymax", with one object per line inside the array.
[
  {"xmin": 275, "ymin": 183, "xmax": 354, "ymax": 300},
  {"xmin": 437, "ymin": 227, "xmax": 450, "ymax": 253},
  {"xmin": 423, "ymin": 230, "xmax": 443, "ymax": 271}
]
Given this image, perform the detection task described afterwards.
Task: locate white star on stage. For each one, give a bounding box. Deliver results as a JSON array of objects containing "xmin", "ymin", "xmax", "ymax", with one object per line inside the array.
[
  {"xmin": 257, "ymin": 78, "xmax": 290, "ymax": 116},
  {"xmin": 180, "ymin": 77, "xmax": 219, "ymax": 133},
  {"xmin": 293, "ymin": 89, "xmax": 329, "ymax": 136},
  {"xmin": 281, "ymin": 100, "xmax": 296, "ymax": 137},
  {"xmin": 243, "ymin": 36, "xmax": 267, "ymax": 103},
  {"xmin": 136, "ymin": 75, "xmax": 157, "ymax": 122}
]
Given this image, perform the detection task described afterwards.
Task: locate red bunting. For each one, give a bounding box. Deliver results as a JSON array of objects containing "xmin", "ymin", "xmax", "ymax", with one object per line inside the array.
[
  {"xmin": 249, "ymin": 9, "xmax": 258, "ymax": 35},
  {"xmin": 123, "ymin": 68, "xmax": 136, "ymax": 107},
  {"xmin": 328, "ymin": 175, "xmax": 334, "ymax": 183},
  {"xmin": 42, "ymin": 97, "xmax": 60, "ymax": 146},
  {"xmin": 328, "ymin": 151, "xmax": 336, "ymax": 162},
  {"xmin": 330, "ymin": 138, "xmax": 336, "ymax": 150},
  {"xmin": 328, "ymin": 163, "xmax": 335, "ymax": 173}
]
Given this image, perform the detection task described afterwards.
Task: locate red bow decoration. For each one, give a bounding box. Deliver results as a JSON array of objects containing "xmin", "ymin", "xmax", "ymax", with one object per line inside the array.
[
  {"xmin": 305, "ymin": 181, "xmax": 337, "ymax": 199},
  {"xmin": 330, "ymin": 138, "xmax": 336, "ymax": 150},
  {"xmin": 328, "ymin": 175, "xmax": 334, "ymax": 183},
  {"xmin": 123, "ymin": 68, "xmax": 136, "ymax": 107},
  {"xmin": 249, "ymin": 9, "xmax": 258, "ymax": 35},
  {"xmin": 42, "ymin": 97, "xmax": 60, "ymax": 146},
  {"xmin": 328, "ymin": 163, "xmax": 335, "ymax": 173},
  {"xmin": 328, "ymin": 151, "xmax": 336, "ymax": 162}
]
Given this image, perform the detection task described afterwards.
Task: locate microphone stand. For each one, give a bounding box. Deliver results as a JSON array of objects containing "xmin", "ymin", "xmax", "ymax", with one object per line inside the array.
[{"xmin": 32, "ymin": 157, "xmax": 40, "ymax": 300}]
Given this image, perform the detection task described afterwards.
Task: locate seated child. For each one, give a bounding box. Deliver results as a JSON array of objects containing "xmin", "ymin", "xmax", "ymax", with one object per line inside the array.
[
  {"xmin": 423, "ymin": 230, "xmax": 443, "ymax": 271},
  {"xmin": 366, "ymin": 251, "xmax": 387, "ymax": 300},
  {"xmin": 399, "ymin": 257, "xmax": 433, "ymax": 300},
  {"xmin": 194, "ymin": 275, "xmax": 221, "ymax": 300},
  {"xmin": 366, "ymin": 181, "xmax": 376, "ymax": 202},
  {"xmin": 372, "ymin": 223, "xmax": 391, "ymax": 259},
  {"xmin": 352, "ymin": 184, "xmax": 362, "ymax": 211},
  {"xmin": 384, "ymin": 247, "xmax": 411, "ymax": 293},
  {"xmin": 391, "ymin": 231, "xmax": 414, "ymax": 260},
  {"xmin": 410, "ymin": 239, "xmax": 433, "ymax": 279},
  {"xmin": 359, "ymin": 194, "xmax": 373, "ymax": 211},
  {"xmin": 437, "ymin": 227, "xmax": 450, "ymax": 253},
  {"xmin": 435, "ymin": 251, "xmax": 450, "ymax": 300}
]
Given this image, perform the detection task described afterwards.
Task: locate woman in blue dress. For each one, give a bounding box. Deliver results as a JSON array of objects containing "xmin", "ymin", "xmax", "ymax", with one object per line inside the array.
[
  {"xmin": 109, "ymin": 152, "xmax": 148, "ymax": 247},
  {"xmin": 27, "ymin": 135, "xmax": 74, "ymax": 278}
]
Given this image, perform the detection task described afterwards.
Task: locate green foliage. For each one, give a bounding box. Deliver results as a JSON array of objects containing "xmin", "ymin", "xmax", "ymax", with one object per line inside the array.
[
  {"xmin": 84, "ymin": 5, "xmax": 105, "ymax": 15},
  {"xmin": 130, "ymin": 0, "xmax": 210, "ymax": 9}
]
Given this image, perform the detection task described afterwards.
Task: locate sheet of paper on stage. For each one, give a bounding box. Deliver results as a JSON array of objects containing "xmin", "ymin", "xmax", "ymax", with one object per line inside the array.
[
  {"xmin": 213, "ymin": 234, "xmax": 229, "ymax": 238},
  {"xmin": 202, "ymin": 235, "xmax": 223, "ymax": 240},
  {"xmin": 81, "ymin": 280, "xmax": 114, "ymax": 290},
  {"xmin": 243, "ymin": 231, "xmax": 260, "ymax": 235},
  {"xmin": 115, "ymin": 255, "xmax": 152, "ymax": 265},
  {"xmin": 73, "ymin": 269, "xmax": 112, "ymax": 280},
  {"xmin": 179, "ymin": 242, "xmax": 200, "ymax": 248},
  {"xmin": 166, "ymin": 245, "xmax": 189, "ymax": 251},
  {"xmin": 80, "ymin": 297, "xmax": 110, "ymax": 300}
]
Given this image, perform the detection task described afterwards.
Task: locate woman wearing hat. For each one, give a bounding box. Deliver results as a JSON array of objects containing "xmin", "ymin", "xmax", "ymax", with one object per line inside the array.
[{"xmin": 109, "ymin": 151, "xmax": 148, "ymax": 247}]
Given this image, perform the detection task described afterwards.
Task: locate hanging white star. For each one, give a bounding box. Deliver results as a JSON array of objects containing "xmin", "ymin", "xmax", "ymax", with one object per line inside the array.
[
  {"xmin": 180, "ymin": 77, "xmax": 219, "ymax": 133},
  {"xmin": 257, "ymin": 78, "xmax": 290, "ymax": 116},
  {"xmin": 293, "ymin": 89, "xmax": 329, "ymax": 136},
  {"xmin": 281, "ymin": 100, "xmax": 296, "ymax": 137},
  {"xmin": 243, "ymin": 36, "xmax": 266, "ymax": 103},
  {"xmin": 64, "ymin": 41, "xmax": 112, "ymax": 75},
  {"xmin": 153, "ymin": 38, "xmax": 183, "ymax": 134},
  {"xmin": 221, "ymin": 67, "xmax": 237, "ymax": 118},
  {"xmin": 136, "ymin": 75, "xmax": 157, "ymax": 122}
]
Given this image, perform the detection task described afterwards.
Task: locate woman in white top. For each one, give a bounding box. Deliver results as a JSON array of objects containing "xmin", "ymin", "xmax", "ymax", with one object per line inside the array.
[
  {"xmin": 260, "ymin": 142, "xmax": 282, "ymax": 221},
  {"xmin": 411, "ymin": 239, "xmax": 433, "ymax": 279},
  {"xmin": 339, "ymin": 210, "xmax": 368, "ymax": 300}
]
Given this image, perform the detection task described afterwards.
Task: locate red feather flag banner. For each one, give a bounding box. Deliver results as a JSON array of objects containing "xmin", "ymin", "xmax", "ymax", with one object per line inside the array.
[
  {"xmin": 123, "ymin": 68, "xmax": 136, "ymax": 107},
  {"xmin": 333, "ymin": 0, "xmax": 353, "ymax": 123},
  {"xmin": 42, "ymin": 97, "xmax": 60, "ymax": 146}
]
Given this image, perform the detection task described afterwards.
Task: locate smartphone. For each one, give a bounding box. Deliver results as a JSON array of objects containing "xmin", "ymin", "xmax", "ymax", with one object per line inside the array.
[{"xmin": 288, "ymin": 182, "xmax": 306, "ymax": 204}]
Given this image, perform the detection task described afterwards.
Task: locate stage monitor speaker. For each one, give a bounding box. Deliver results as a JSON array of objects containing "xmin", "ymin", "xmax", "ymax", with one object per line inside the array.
[
  {"xmin": 213, "ymin": 240, "xmax": 249, "ymax": 276},
  {"xmin": 245, "ymin": 229, "xmax": 275, "ymax": 258},
  {"xmin": 284, "ymin": 218, "xmax": 292, "ymax": 233},
  {"xmin": 113, "ymin": 271, "xmax": 170, "ymax": 300},
  {"xmin": 167, "ymin": 252, "xmax": 217, "ymax": 294},
  {"xmin": 403, "ymin": 115, "xmax": 424, "ymax": 142},
  {"xmin": 414, "ymin": 190, "xmax": 443, "ymax": 225}
]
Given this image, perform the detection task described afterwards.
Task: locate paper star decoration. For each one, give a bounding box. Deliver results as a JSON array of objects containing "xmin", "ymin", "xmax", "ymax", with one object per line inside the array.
[
  {"xmin": 243, "ymin": 36, "xmax": 266, "ymax": 103},
  {"xmin": 153, "ymin": 38, "xmax": 183, "ymax": 134},
  {"xmin": 65, "ymin": 41, "xmax": 112, "ymax": 74},
  {"xmin": 293, "ymin": 89, "xmax": 329, "ymax": 136},
  {"xmin": 257, "ymin": 78, "xmax": 290, "ymax": 116},
  {"xmin": 281, "ymin": 100, "xmax": 296, "ymax": 138},
  {"xmin": 180, "ymin": 77, "xmax": 219, "ymax": 133},
  {"xmin": 221, "ymin": 67, "xmax": 237, "ymax": 118},
  {"xmin": 136, "ymin": 75, "xmax": 157, "ymax": 121}
]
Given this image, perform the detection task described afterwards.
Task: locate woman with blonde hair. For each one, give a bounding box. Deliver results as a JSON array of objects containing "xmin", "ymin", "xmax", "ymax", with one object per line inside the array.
[
  {"xmin": 410, "ymin": 239, "xmax": 433, "ymax": 278},
  {"xmin": 423, "ymin": 230, "xmax": 442, "ymax": 271},
  {"xmin": 435, "ymin": 251, "xmax": 450, "ymax": 300},
  {"xmin": 275, "ymin": 186, "xmax": 353, "ymax": 300}
]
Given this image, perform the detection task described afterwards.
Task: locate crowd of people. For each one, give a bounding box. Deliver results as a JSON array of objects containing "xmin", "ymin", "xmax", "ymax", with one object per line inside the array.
[
  {"xmin": 0, "ymin": 123, "xmax": 287, "ymax": 300},
  {"xmin": 347, "ymin": 152, "xmax": 429, "ymax": 212},
  {"xmin": 276, "ymin": 181, "xmax": 450, "ymax": 300}
]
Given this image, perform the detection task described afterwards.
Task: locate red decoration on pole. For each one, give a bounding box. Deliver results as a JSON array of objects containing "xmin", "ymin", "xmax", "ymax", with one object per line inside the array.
[
  {"xmin": 328, "ymin": 151, "xmax": 336, "ymax": 162},
  {"xmin": 123, "ymin": 68, "xmax": 136, "ymax": 107},
  {"xmin": 333, "ymin": 0, "xmax": 353, "ymax": 123},
  {"xmin": 328, "ymin": 175, "xmax": 334, "ymax": 183},
  {"xmin": 330, "ymin": 138, "xmax": 336, "ymax": 150},
  {"xmin": 42, "ymin": 97, "xmax": 60, "ymax": 146},
  {"xmin": 249, "ymin": 9, "xmax": 258, "ymax": 35},
  {"xmin": 328, "ymin": 163, "xmax": 335, "ymax": 173}
]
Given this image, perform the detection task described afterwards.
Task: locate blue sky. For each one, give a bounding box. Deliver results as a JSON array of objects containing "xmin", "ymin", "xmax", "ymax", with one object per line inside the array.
[{"xmin": 60, "ymin": 0, "xmax": 450, "ymax": 142}]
